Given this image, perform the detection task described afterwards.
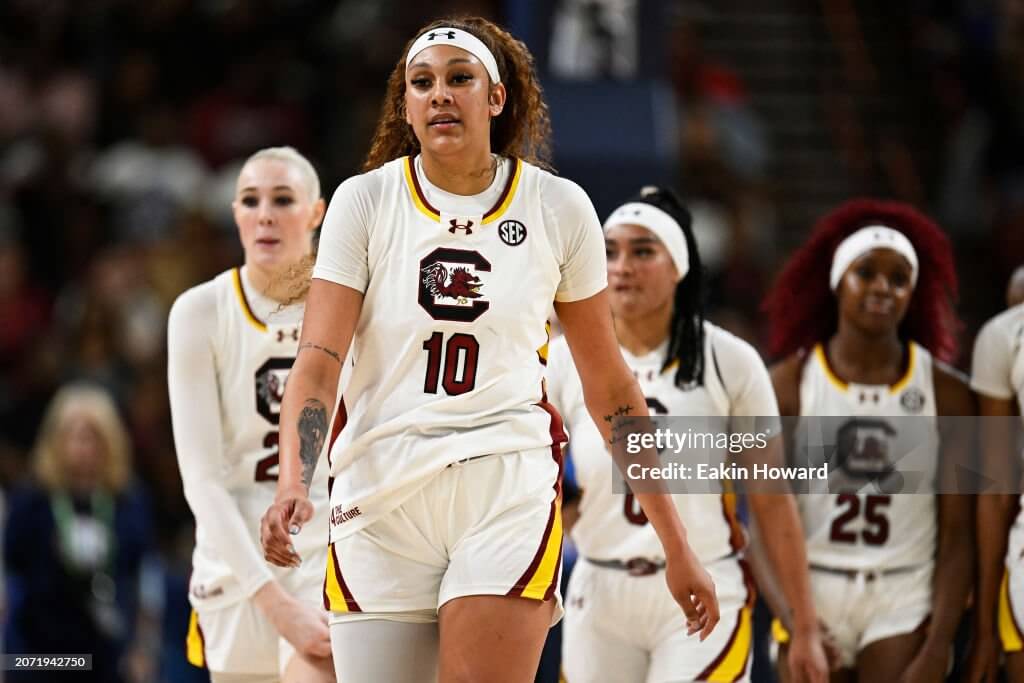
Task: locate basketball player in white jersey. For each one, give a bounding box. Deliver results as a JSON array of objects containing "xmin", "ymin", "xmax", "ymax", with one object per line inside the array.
[
  {"xmin": 964, "ymin": 299, "xmax": 1024, "ymax": 683},
  {"xmin": 549, "ymin": 186, "xmax": 828, "ymax": 682},
  {"xmin": 168, "ymin": 147, "xmax": 335, "ymax": 683},
  {"xmin": 764, "ymin": 199, "xmax": 974, "ymax": 682},
  {"xmin": 258, "ymin": 16, "xmax": 719, "ymax": 683}
]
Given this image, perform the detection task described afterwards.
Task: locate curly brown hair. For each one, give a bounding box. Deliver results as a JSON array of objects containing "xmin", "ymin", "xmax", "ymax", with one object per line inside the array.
[{"xmin": 363, "ymin": 16, "xmax": 553, "ymax": 171}]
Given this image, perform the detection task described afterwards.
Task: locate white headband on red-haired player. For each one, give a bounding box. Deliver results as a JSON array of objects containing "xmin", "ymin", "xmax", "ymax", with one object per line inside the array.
[{"xmin": 829, "ymin": 225, "xmax": 919, "ymax": 290}]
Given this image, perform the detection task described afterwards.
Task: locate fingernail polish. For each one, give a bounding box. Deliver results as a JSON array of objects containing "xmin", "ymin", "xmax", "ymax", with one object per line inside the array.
[{"xmin": 289, "ymin": 525, "xmax": 300, "ymax": 535}]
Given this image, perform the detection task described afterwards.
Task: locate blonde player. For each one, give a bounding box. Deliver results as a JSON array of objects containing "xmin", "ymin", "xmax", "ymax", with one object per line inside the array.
[
  {"xmin": 965, "ymin": 299, "xmax": 1024, "ymax": 683},
  {"xmin": 763, "ymin": 199, "xmax": 974, "ymax": 682},
  {"xmin": 168, "ymin": 147, "xmax": 334, "ymax": 683},
  {"xmin": 259, "ymin": 16, "xmax": 719, "ymax": 683},
  {"xmin": 549, "ymin": 186, "xmax": 827, "ymax": 683}
]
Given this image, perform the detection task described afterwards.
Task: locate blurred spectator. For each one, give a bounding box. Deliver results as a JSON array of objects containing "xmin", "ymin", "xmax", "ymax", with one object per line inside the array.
[
  {"xmin": 668, "ymin": 15, "xmax": 767, "ymax": 182},
  {"xmin": 3, "ymin": 383, "xmax": 157, "ymax": 682},
  {"xmin": 549, "ymin": 0, "xmax": 638, "ymax": 80},
  {"xmin": 186, "ymin": 53, "xmax": 312, "ymax": 169},
  {"xmin": 89, "ymin": 105, "xmax": 208, "ymax": 244},
  {"xmin": 1008, "ymin": 264, "xmax": 1024, "ymax": 308},
  {"xmin": 0, "ymin": 222, "xmax": 53, "ymax": 459}
]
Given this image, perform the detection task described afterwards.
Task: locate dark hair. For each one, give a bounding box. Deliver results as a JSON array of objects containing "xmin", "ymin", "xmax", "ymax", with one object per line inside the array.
[
  {"xmin": 363, "ymin": 16, "xmax": 552, "ymax": 171},
  {"xmin": 762, "ymin": 198, "xmax": 960, "ymax": 363},
  {"xmin": 621, "ymin": 186, "xmax": 706, "ymax": 388}
]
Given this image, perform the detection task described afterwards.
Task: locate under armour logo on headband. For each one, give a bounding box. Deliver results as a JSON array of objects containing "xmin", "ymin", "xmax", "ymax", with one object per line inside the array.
[{"xmin": 406, "ymin": 26, "xmax": 502, "ymax": 83}]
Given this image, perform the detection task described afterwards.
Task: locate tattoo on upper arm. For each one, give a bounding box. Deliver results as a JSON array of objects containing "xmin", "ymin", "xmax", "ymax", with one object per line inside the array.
[
  {"xmin": 298, "ymin": 342, "xmax": 341, "ymax": 364},
  {"xmin": 297, "ymin": 399, "xmax": 328, "ymax": 487},
  {"xmin": 604, "ymin": 404, "xmax": 635, "ymax": 445}
]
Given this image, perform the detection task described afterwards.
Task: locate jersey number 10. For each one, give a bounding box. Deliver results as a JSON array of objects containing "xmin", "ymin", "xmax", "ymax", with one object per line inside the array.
[{"xmin": 422, "ymin": 332, "xmax": 481, "ymax": 395}]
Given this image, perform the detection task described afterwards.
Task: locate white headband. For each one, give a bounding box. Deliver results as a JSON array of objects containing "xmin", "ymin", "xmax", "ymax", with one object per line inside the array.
[
  {"xmin": 406, "ymin": 27, "xmax": 501, "ymax": 84},
  {"xmin": 829, "ymin": 225, "xmax": 919, "ymax": 290},
  {"xmin": 604, "ymin": 202, "xmax": 690, "ymax": 282}
]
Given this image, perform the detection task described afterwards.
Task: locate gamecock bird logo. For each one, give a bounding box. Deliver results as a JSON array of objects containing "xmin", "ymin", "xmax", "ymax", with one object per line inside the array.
[
  {"xmin": 418, "ymin": 247, "xmax": 491, "ymax": 323},
  {"xmin": 421, "ymin": 263, "xmax": 484, "ymax": 302}
]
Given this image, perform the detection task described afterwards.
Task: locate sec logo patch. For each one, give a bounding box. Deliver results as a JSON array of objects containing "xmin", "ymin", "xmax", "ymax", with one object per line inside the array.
[
  {"xmin": 498, "ymin": 220, "xmax": 527, "ymax": 246},
  {"xmin": 899, "ymin": 387, "xmax": 926, "ymax": 413}
]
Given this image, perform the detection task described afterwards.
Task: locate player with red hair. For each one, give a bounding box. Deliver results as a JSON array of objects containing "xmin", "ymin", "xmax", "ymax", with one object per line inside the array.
[
  {"xmin": 763, "ymin": 199, "xmax": 974, "ymax": 682},
  {"xmin": 764, "ymin": 199, "xmax": 959, "ymax": 364}
]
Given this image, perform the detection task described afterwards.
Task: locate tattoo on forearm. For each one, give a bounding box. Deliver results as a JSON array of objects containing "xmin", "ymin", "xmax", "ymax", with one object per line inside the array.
[
  {"xmin": 604, "ymin": 404, "xmax": 635, "ymax": 445},
  {"xmin": 298, "ymin": 342, "xmax": 341, "ymax": 364},
  {"xmin": 297, "ymin": 399, "xmax": 328, "ymax": 487}
]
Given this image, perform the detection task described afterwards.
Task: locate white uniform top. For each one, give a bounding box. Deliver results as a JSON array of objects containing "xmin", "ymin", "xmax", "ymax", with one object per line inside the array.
[
  {"xmin": 971, "ymin": 303, "xmax": 1024, "ymax": 416},
  {"xmin": 546, "ymin": 322, "xmax": 779, "ymax": 563},
  {"xmin": 970, "ymin": 303, "xmax": 1024, "ymax": 563},
  {"xmin": 168, "ymin": 267, "xmax": 331, "ymax": 610},
  {"xmin": 797, "ymin": 342, "xmax": 939, "ymax": 571},
  {"xmin": 313, "ymin": 155, "xmax": 607, "ymax": 542}
]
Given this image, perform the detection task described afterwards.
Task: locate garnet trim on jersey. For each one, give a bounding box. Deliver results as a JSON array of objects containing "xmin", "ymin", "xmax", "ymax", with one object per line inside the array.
[
  {"xmin": 403, "ymin": 155, "xmax": 523, "ymax": 225},
  {"xmin": 720, "ymin": 488, "xmax": 745, "ymax": 555},
  {"xmin": 231, "ymin": 268, "xmax": 267, "ymax": 332},
  {"xmin": 326, "ymin": 396, "xmax": 347, "ymax": 471},
  {"xmin": 814, "ymin": 342, "xmax": 917, "ymax": 394}
]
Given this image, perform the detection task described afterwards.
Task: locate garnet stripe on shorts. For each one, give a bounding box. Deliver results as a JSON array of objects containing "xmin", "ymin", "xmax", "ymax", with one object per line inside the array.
[
  {"xmin": 507, "ymin": 494, "xmax": 563, "ymax": 601},
  {"xmin": 508, "ymin": 397, "xmax": 566, "ymax": 600},
  {"xmin": 695, "ymin": 605, "xmax": 753, "ymax": 682},
  {"xmin": 323, "ymin": 542, "xmax": 362, "ymax": 613}
]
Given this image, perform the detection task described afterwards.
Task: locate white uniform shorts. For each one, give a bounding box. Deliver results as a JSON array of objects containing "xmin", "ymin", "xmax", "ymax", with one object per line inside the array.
[
  {"xmin": 562, "ymin": 555, "xmax": 754, "ymax": 683},
  {"xmin": 186, "ymin": 551, "xmax": 328, "ymax": 677},
  {"xmin": 323, "ymin": 447, "xmax": 564, "ymax": 623},
  {"xmin": 774, "ymin": 563, "xmax": 932, "ymax": 668}
]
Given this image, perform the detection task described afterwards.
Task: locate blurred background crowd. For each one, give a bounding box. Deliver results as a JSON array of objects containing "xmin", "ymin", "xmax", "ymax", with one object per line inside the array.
[{"xmin": 0, "ymin": 0, "xmax": 1021, "ymax": 680}]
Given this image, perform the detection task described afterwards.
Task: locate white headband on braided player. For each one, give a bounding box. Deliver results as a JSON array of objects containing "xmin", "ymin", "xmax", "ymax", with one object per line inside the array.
[
  {"xmin": 604, "ymin": 197, "xmax": 690, "ymax": 283},
  {"xmin": 406, "ymin": 27, "xmax": 501, "ymax": 84},
  {"xmin": 829, "ymin": 225, "xmax": 919, "ymax": 291}
]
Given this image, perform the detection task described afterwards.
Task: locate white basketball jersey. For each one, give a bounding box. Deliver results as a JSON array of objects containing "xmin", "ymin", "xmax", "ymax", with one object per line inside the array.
[
  {"xmin": 797, "ymin": 342, "xmax": 939, "ymax": 570},
  {"xmin": 190, "ymin": 268, "xmax": 330, "ymax": 603},
  {"xmin": 324, "ymin": 157, "xmax": 577, "ymax": 542},
  {"xmin": 548, "ymin": 323, "xmax": 764, "ymax": 564},
  {"xmin": 970, "ymin": 304, "xmax": 1024, "ymax": 563}
]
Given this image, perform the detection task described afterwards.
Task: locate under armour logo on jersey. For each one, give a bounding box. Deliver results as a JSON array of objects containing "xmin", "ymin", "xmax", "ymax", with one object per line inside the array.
[
  {"xmin": 428, "ymin": 30, "xmax": 457, "ymax": 40},
  {"xmin": 448, "ymin": 218, "xmax": 474, "ymax": 235},
  {"xmin": 858, "ymin": 391, "xmax": 881, "ymax": 404},
  {"xmin": 276, "ymin": 328, "xmax": 299, "ymax": 342}
]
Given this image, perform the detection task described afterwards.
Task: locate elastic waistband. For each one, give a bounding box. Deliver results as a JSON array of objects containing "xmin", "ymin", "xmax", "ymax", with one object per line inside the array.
[
  {"xmin": 585, "ymin": 556, "xmax": 666, "ymax": 576},
  {"xmin": 809, "ymin": 563, "xmax": 923, "ymax": 581}
]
